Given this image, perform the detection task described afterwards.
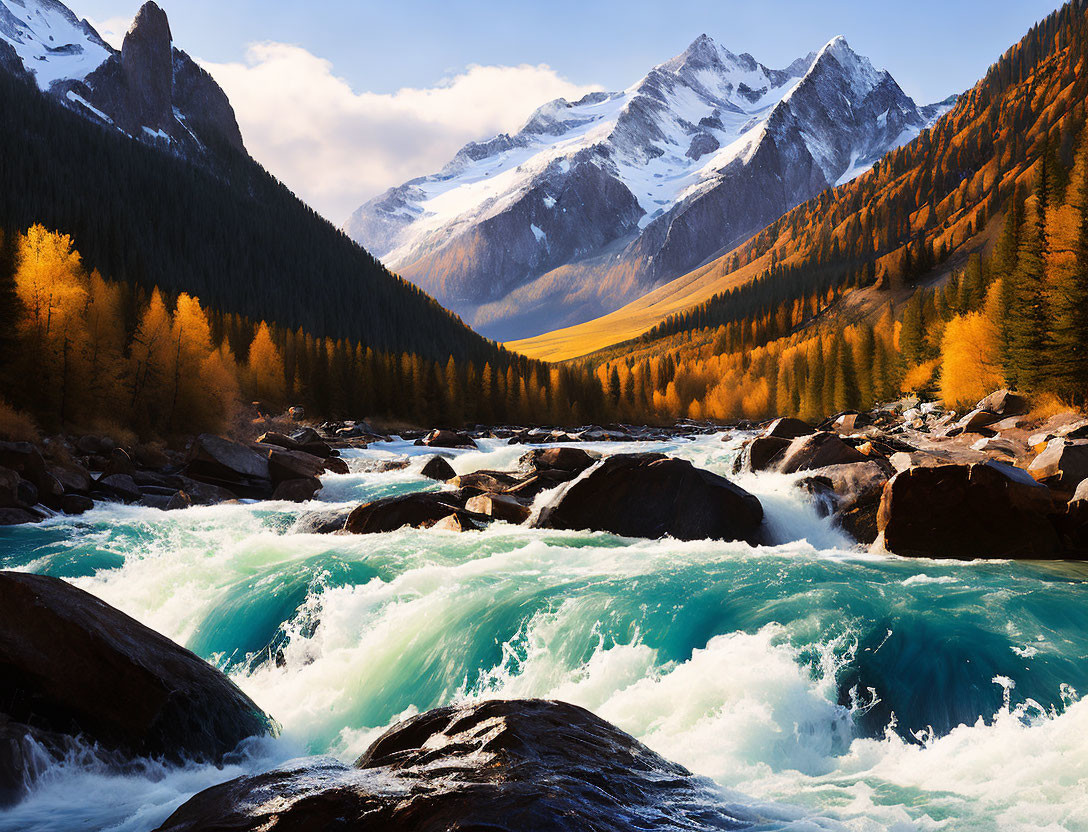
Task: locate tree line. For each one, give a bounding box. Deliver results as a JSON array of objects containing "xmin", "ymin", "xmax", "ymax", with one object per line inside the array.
[{"xmin": 0, "ymin": 225, "xmax": 623, "ymax": 437}]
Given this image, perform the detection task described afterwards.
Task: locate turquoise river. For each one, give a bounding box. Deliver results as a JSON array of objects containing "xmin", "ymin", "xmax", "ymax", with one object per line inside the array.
[{"xmin": 1, "ymin": 434, "xmax": 1086, "ymax": 831}]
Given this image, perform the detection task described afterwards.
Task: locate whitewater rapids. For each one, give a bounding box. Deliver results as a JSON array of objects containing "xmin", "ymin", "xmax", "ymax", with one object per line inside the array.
[{"xmin": 1, "ymin": 434, "xmax": 1086, "ymax": 831}]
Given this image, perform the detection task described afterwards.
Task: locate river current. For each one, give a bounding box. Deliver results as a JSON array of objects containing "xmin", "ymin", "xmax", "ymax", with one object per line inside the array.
[{"xmin": 1, "ymin": 433, "xmax": 1086, "ymax": 831}]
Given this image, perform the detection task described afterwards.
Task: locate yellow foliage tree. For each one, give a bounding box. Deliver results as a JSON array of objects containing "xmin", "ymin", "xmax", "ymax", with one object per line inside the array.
[
  {"xmin": 247, "ymin": 322, "xmax": 286, "ymax": 407},
  {"xmin": 939, "ymin": 288, "xmax": 1005, "ymax": 407}
]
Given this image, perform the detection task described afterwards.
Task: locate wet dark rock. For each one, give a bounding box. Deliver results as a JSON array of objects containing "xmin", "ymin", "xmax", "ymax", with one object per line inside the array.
[
  {"xmin": 98, "ymin": 473, "xmax": 141, "ymax": 503},
  {"xmin": 154, "ymin": 699, "xmax": 743, "ymax": 832},
  {"xmin": 267, "ymin": 447, "xmax": 325, "ymax": 485},
  {"xmin": 801, "ymin": 461, "xmax": 890, "ymax": 545},
  {"xmin": 519, "ymin": 447, "xmax": 599, "ymax": 474},
  {"xmin": 733, "ymin": 436, "xmax": 790, "ymax": 473},
  {"xmin": 187, "ymin": 434, "xmax": 269, "ymax": 481},
  {"xmin": 0, "ymin": 572, "xmax": 274, "ymax": 805},
  {"xmin": 15, "ymin": 479, "xmax": 37, "ymax": 509},
  {"xmin": 255, "ymin": 431, "xmax": 300, "ymax": 451},
  {"xmin": 103, "ymin": 448, "xmax": 137, "ymax": 478},
  {"xmin": 165, "ymin": 491, "xmax": 193, "ymax": 511},
  {"xmin": 762, "ymin": 417, "xmax": 815, "ymax": 440},
  {"xmin": 506, "ymin": 469, "xmax": 577, "ymax": 500},
  {"xmin": 0, "ymin": 442, "xmax": 48, "ymax": 496},
  {"xmin": 0, "ymin": 467, "xmax": 18, "ymax": 507},
  {"xmin": 877, "ymin": 462, "xmax": 1062, "ymax": 559},
  {"xmin": 289, "ymin": 428, "xmax": 323, "ymax": 446},
  {"xmin": 271, "ymin": 477, "xmax": 322, "ymax": 503},
  {"xmin": 184, "ymin": 435, "xmax": 272, "ymax": 499},
  {"xmin": 415, "ymin": 429, "xmax": 477, "ymax": 449},
  {"xmin": 536, "ymin": 453, "xmax": 762, "ymax": 542},
  {"xmin": 344, "ymin": 493, "xmax": 485, "ymax": 534},
  {"xmin": 60, "ymin": 494, "xmax": 95, "ymax": 515},
  {"xmin": 322, "ymin": 456, "xmax": 350, "ymax": 475},
  {"xmin": 776, "ymin": 432, "xmax": 869, "ymax": 474},
  {"xmin": 47, "ymin": 460, "xmax": 93, "ymax": 494},
  {"xmin": 449, "ymin": 470, "xmax": 522, "ymax": 492},
  {"xmin": 420, "ymin": 455, "xmax": 457, "ymax": 481},
  {"xmin": 165, "ymin": 475, "xmax": 238, "ymax": 506},
  {"xmin": 0, "ymin": 507, "xmax": 42, "ymax": 526}
]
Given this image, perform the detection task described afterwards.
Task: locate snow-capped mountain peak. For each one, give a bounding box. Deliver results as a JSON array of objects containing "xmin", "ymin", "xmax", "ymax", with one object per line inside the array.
[
  {"xmin": 0, "ymin": 0, "xmax": 245, "ymax": 162},
  {"xmin": 0, "ymin": 0, "xmax": 111, "ymax": 89},
  {"xmin": 344, "ymin": 34, "xmax": 956, "ymax": 342}
]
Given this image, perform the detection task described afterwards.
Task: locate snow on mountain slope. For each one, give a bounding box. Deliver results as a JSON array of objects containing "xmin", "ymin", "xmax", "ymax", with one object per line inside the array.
[
  {"xmin": 0, "ymin": 0, "xmax": 110, "ymax": 88},
  {"xmin": 345, "ymin": 34, "xmax": 955, "ymax": 342},
  {"xmin": 0, "ymin": 0, "xmax": 244, "ymax": 162}
]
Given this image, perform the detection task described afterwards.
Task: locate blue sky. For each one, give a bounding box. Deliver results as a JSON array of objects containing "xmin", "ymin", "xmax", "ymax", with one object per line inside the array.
[{"xmin": 73, "ymin": 0, "xmax": 1066, "ymax": 221}]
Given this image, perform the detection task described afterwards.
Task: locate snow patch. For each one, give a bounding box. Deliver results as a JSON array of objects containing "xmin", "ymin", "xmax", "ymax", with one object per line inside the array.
[
  {"xmin": 66, "ymin": 89, "xmax": 112, "ymax": 124},
  {"xmin": 0, "ymin": 0, "xmax": 112, "ymax": 90}
]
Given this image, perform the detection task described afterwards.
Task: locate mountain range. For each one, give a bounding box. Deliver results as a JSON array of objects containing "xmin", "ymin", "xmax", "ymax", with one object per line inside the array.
[
  {"xmin": 0, "ymin": 0, "xmax": 243, "ymax": 164},
  {"xmin": 345, "ymin": 34, "xmax": 955, "ymax": 341}
]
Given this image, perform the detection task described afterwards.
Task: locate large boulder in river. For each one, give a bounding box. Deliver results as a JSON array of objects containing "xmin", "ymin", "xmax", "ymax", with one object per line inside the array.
[
  {"xmin": 777, "ymin": 432, "xmax": 869, "ymax": 473},
  {"xmin": 519, "ymin": 446, "xmax": 599, "ymax": 474},
  {"xmin": 535, "ymin": 453, "xmax": 762, "ymax": 542},
  {"xmin": 344, "ymin": 493, "xmax": 485, "ymax": 534},
  {"xmin": 733, "ymin": 436, "xmax": 790, "ymax": 473},
  {"xmin": 800, "ymin": 461, "xmax": 890, "ymax": 544},
  {"xmin": 877, "ymin": 462, "xmax": 1062, "ymax": 558},
  {"xmin": 763, "ymin": 417, "xmax": 814, "ymax": 440},
  {"xmin": 0, "ymin": 572, "xmax": 274, "ymax": 805},
  {"xmin": 183, "ymin": 434, "xmax": 272, "ymax": 498},
  {"xmin": 153, "ymin": 699, "xmax": 742, "ymax": 832},
  {"xmin": 415, "ymin": 429, "xmax": 477, "ymax": 449},
  {"xmin": 420, "ymin": 455, "xmax": 457, "ymax": 481}
]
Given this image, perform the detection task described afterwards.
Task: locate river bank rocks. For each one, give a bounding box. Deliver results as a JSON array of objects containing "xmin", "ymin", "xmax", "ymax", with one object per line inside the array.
[
  {"xmin": 536, "ymin": 453, "xmax": 763, "ymax": 542},
  {"xmin": 720, "ymin": 389, "xmax": 1088, "ymax": 557},
  {"xmin": 0, "ymin": 571, "xmax": 275, "ymax": 806},
  {"xmin": 0, "ymin": 427, "xmax": 356, "ymax": 524},
  {"xmin": 876, "ymin": 462, "xmax": 1062, "ymax": 558},
  {"xmin": 154, "ymin": 699, "xmax": 743, "ymax": 832}
]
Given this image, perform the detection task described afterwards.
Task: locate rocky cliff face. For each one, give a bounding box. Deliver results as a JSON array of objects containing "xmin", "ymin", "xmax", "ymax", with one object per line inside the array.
[
  {"xmin": 346, "ymin": 35, "xmax": 955, "ymax": 341},
  {"xmin": 0, "ymin": 0, "xmax": 244, "ymax": 162}
]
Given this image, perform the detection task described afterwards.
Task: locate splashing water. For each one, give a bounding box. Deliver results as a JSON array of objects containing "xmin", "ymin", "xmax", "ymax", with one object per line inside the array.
[{"xmin": 2, "ymin": 434, "xmax": 1087, "ymax": 831}]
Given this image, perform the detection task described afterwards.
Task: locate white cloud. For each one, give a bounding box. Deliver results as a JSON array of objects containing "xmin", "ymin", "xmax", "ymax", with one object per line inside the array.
[{"xmin": 200, "ymin": 43, "xmax": 602, "ymax": 224}]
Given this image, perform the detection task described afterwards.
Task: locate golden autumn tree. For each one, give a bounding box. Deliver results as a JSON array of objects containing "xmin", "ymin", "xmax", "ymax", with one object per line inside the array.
[
  {"xmin": 129, "ymin": 288, "xmax": 175, "ymax": 430},
  {"xmin": 13, "ymin": 225, "xmax": 88, "ymax": 424},
  {"xmin": 246, "ymin": 322, "xmax": 286, "ymax": 408},
  {"xmin": 81, "ymin": 270, "xmax": 126, "ymax": 417},
  {"xmin": 169, "ymin": 293, "xmax": 238, "ymax": 432},
  {"xmin": 939, "ymin": 284, "xmax": 1005, "ymax": 407}
]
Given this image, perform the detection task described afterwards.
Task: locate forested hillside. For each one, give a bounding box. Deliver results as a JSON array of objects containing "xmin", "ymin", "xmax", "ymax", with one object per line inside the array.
[{"xmin": 0, "ymin": 66, "xmax": 493, "ymax": 365}]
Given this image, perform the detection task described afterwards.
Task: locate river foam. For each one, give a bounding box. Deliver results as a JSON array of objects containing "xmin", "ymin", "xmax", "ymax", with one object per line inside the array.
[{"xmin": 1, "ymin": 435, "xmax": 1087, "ymax": 831}]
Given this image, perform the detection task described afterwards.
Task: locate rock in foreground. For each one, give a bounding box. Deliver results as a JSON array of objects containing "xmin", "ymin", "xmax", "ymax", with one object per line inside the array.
[
  {"xmin": 536, "ymin": 453, "xmax": 763, "ymax": 542},
  {"xmin": 155, "ymin": 699, "xmax": 745, "ymax": 832},
  {"xmin": 0, "ymin": 571, "xmax": 275, "ymax": 805}
]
